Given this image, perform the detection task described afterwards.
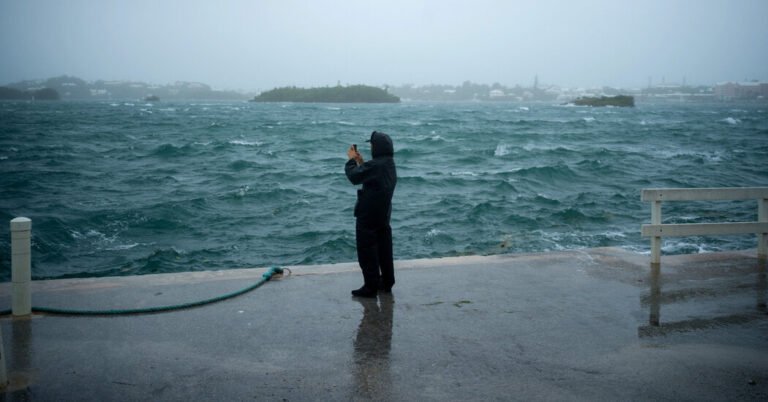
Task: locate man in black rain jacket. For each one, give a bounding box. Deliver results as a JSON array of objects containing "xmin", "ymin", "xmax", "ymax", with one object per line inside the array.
[{"xmin": 345, "ymin": 131, "xmax": 397, "ymax": 298}]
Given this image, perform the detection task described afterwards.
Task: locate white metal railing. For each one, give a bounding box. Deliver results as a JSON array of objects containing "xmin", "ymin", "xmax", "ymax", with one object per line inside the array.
[
  {"xmin": 641, "ymin": 187, "xmax": 768, "ymax": 263},
  {"xmin": 10, "ymin": 217, "xmax": 32, "ymax": 316}
]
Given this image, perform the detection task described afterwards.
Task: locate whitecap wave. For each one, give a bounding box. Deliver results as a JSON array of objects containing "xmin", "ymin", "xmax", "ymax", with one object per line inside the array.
[
  {"xmin": 662, "ymin": 240, "xmax": 719, "ymax": 254},
  {"xmin": 229, "ymin": 139, "xmax": 262, "ymax": 146},
  {"xmin": 721, "ymin": 117, "xmax": 740, "ymax": 125},
  {"xmin": 425, "ymin": 228, "xmax": 443, "ymax": 240},
  {"xmin": 521, "ymin": 144, "xmax": 574, "ymax": 152},
  {"xmin": 494, "ymin": 143, "xmax": 511, "ymax": 157},
  {"xmin": 413, "ymin": 132, "xmax": 446, "ymax": 142},
  {"xmin": 535, "ymin": 230, "xmax": 567, "ymax": 251},
  {"xmin": 70, "ymin": 229, "xmax": 130, "ymax": 250},
  {"xmin": 235, "ymin": 185, "xmax": 251, "ymax": 197},
  {"xmin": 601, "ymin": 231, "xmax": 627, "ymax": 239},
  {"xmin": 71, "ymin": 229, "xmax": 107, "ymax": 241},
  {"xmin": 656, "ymin": 150, "xmax": 723, "ymax": 162},
  {"xmin": 106, "ymin": 243, "xmax": 140, "ymax": 251}
]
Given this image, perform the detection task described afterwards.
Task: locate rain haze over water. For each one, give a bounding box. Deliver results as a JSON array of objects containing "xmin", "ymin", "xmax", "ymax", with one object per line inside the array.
[{"xmin": 1, "ymin": 0, "xmax": 767, "ymax": 90}]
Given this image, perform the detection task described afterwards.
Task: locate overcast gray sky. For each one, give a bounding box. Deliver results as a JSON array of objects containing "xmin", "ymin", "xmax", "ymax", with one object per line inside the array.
[{"xmin": 1, "ymin": 0, "xmax": 767, "ymax": 91}]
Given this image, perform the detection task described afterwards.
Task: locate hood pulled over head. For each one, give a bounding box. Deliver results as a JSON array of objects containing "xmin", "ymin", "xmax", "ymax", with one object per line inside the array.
[{"xmin": 368, "ymin": 131, "xmax": 394, "ymax": 158}]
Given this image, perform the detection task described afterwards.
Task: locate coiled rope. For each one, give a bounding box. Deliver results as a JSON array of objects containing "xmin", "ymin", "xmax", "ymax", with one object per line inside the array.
[{"xmin": 0, "ymin": 266, "xmax": 287, "ymax": 316}]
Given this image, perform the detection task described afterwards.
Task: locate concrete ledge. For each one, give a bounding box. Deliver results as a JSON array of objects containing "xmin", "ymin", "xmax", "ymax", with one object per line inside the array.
[
  {"xmin": 0, "ymin": 247, "xmax": 650, "ymax": 294},
  {"xmin": 1, "ymin": 248, "xmax": 766, "ymax": 400}
]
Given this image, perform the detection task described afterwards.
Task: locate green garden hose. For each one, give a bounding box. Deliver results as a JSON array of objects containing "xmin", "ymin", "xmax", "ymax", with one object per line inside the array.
[{"xmin": 0, "ymin": 266, "xmax": 286, "ymax": 316}]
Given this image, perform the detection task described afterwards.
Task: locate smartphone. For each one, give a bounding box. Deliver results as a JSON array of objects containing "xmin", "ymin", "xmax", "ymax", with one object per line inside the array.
[{"xmin": 353, "ymin": 144, "xmax": 358, "ymax": 152}]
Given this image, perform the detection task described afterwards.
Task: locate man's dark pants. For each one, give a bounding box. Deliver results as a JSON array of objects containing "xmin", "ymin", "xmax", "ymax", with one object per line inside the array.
[{"xmin": 355, "ymin": 221, "xmax": 395, "ymax": 290}]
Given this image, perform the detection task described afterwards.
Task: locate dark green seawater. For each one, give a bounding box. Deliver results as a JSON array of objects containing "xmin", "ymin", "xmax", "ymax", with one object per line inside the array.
[{"xmin": 1, "ymin": 100, "xmax": 766, "ymax": 280}]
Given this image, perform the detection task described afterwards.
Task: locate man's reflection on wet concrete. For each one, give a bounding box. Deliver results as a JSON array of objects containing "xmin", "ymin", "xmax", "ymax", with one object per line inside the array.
[{"xmin": 352, "ymin": 294, "xmax": 393, "ymax": 401}]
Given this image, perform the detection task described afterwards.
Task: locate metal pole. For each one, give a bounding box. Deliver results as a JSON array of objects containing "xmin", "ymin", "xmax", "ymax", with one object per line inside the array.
[{"xmin": 11, "ymin": 217, "xmax": 32, "ymax": 316}]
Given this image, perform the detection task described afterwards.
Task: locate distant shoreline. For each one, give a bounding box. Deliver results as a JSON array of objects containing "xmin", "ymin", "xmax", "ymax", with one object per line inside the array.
[{"xmin": 3, "ymin": 75, "xmax": 767, "ymax": 102}]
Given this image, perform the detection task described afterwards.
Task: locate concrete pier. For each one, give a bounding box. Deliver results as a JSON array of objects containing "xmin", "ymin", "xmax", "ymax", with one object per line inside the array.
[{"xmin": 1, "ymin": 247, "xmax": 767, "ymax": 401}]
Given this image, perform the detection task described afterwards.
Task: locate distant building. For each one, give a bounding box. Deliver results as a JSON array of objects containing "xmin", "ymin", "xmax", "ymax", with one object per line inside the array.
[{"xmin": 714, "ymin": 81, "xmax": 768, "ymax": 100}]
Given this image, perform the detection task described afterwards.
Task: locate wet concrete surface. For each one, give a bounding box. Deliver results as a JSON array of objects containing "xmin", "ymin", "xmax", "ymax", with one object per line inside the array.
[{"xmin": 1, "ymin": 247, "xmax": 767, "ymax": 401}]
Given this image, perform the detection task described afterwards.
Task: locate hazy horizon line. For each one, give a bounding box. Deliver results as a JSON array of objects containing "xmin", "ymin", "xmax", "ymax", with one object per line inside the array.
[{"xmin": 5, "ymin": 73, "xmax": 759, "ymax": 94}]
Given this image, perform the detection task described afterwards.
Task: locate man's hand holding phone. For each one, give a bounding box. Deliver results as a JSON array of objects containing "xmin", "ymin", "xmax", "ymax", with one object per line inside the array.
[{"xmin": 347, "ymin": 144, "xmax": 363, "ymax": 165}]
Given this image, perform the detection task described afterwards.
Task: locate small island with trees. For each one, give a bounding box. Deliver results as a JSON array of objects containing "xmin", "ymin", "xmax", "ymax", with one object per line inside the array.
[
  {"xmin": 572, "ymin": 95, "xmax": 635, "ymax": 107},
  {"xmin": 1, "ymin": 75, "xmax": 250, "ymax": 101},
  {"xmin": 250, "ymin": 84, "xmax": 400, "ymax": 103},
  {"xmin": 0, "ymin": 86, "xmax": 60, "ymax": 101}
]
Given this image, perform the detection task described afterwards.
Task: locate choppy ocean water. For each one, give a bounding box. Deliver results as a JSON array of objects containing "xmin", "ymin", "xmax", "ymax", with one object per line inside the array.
[{"xmin": 1, "ymin": 100, "xmax": 766, "ymax": 280}]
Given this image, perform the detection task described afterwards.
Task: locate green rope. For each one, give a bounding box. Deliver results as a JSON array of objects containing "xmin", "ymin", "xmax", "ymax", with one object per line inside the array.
[{"xmin": 0, "ymin": 266, "xmax": 284, "ymax": 316}]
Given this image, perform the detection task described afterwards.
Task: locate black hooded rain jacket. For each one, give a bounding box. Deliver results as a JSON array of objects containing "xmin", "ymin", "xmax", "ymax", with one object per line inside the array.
[{"xmin": 344, "ymin": 131, "xmax": 397, "ymax": 227}]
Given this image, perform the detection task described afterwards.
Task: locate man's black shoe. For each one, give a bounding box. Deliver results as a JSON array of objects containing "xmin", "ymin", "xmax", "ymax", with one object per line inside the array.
[
  {"xmin": 351, "ymin": 286, "xmax": 377, "ymax": 298},
  {"xmin": 378, "ymin": 283, "xmax": 393, "ymax": 293}
]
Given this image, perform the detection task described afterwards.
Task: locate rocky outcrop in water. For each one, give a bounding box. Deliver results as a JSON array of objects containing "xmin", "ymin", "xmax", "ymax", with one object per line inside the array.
[{"xmin": 573, "ymin": 95, "xmax": 634, "ymax": 107}]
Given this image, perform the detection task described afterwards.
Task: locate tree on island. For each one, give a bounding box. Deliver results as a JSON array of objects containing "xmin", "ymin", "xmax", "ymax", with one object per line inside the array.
[
  {"xmin": 0, "ymin": 86, "xmax": 60, "ymax": 100},
  {"xmin": 33, "ymin": 88, "xmax": 60, "ymax": 100},
  {"xmin": 573, "ymin": 95, "xmax": 634, "ymax": 107},
  {"xmin": 251, "ymin": 85, "xmax": 400, "ymax": 103},
  {"xmin": 3, "ymin": 75, "xmax": 251, "ymax": 101},
  {"xmin": 0, "ymin": 87, "xmax": 27, "ymax": 100}
]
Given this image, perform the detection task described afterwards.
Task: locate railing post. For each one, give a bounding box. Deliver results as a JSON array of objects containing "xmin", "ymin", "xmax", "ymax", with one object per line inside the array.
[
  {"xmin": 11, "ymin": 217, "xmax": 32, "ymax": 316},
  {"xmin": 651, "ymin": 201, "xmax": 662, "ymax": 264},
  {"xmin": 759, "ymin": 197, "xmax": 767, "ymax": 259}
]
